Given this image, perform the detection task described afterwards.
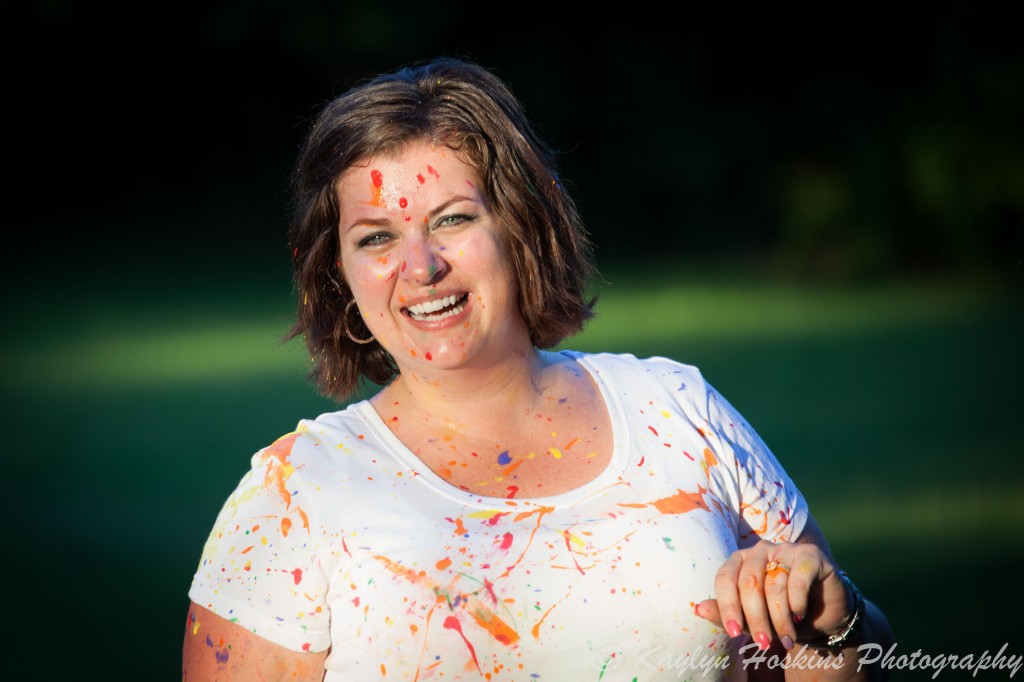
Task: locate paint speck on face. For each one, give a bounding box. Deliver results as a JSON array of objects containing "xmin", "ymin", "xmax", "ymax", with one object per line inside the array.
[
  {"xmin": 425, "ymin": 352, "xmax": 433, "ymax": 361},
  {"xmin": 427, "ymin": 165, "xmax": 440, "ymax": 179},
  {"xmin": 416, "ymin": 173, "xmax": 425, "ymax": 184},
  {"xmin": 399, "ymin": 197, "xmax": 408, "ymax": 208},
  {"xmin": 370, "ymin": 169, "xmax": 385, "ymax": 207},
  {"xmin": 497, "ymin": 451, "xmax": 512, "ymax": 466}
]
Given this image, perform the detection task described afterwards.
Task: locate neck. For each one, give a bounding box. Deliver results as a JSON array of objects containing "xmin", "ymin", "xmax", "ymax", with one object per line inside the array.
[{"xmin": 375, "ymin": 344, "xmax": 555, "ymax": 429}]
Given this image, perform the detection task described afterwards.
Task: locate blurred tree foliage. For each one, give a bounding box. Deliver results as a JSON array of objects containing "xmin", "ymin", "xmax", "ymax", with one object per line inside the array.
[{"xmin": 13, "ymin": 1, "xmax": 1022, "ymax": 283}]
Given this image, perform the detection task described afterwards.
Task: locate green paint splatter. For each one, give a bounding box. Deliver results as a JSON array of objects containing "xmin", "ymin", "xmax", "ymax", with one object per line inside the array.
[{"xmin": 663, "ymin": 537, "xmax": 676, "ymax": 551}]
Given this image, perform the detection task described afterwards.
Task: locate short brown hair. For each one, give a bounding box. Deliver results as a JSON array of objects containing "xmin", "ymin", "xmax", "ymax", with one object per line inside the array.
[{"xmin": 287, "ymin": 56, "xmax": 597, "ymax": 402}]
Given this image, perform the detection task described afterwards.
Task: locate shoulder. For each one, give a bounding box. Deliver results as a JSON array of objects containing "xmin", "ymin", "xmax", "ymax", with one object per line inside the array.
[
  {"xmin": 560, "ymin": 350, "xmax": 710, "ymax": 394},
  {"xmin": 255, "ymin": 400, "xmax": 378, "ymax": 467}
]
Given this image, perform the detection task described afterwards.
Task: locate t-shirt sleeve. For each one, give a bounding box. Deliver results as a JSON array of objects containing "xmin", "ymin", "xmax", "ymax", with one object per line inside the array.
[
  {"xmin": 701, "ymin": 380, "xmax": 809, "ymax": 548},
  {"xmin": 188, "ymin": 431, "xmax": 331, "ymax": 653}
]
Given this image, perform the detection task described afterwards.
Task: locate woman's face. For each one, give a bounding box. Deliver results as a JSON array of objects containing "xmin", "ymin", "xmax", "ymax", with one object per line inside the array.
[{"xmin": 336, "ymin": 141, "xmax": 531, "ymax": 376}]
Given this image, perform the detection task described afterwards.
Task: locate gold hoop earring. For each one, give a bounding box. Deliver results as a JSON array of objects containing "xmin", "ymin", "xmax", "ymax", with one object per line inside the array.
[{"xmin": 343, "ymin": 300, "xmax": 375, "ymax": 344}]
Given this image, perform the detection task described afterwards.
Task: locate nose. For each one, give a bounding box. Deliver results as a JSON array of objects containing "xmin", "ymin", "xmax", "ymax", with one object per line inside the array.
[{"xmin": 399, "ymin": 237, "xmax": 449, "ymax": 285}]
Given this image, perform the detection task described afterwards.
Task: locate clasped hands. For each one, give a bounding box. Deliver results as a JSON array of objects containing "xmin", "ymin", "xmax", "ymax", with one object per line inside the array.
[{"xmin": 696, "ymin": 539, "xmax": 853, "ymax": 652}]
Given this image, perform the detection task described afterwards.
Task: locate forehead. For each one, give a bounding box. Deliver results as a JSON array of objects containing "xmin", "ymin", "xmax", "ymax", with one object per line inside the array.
[{"xmin": 336, "ymin": 142, "xmax": 481, "ymax": 200}]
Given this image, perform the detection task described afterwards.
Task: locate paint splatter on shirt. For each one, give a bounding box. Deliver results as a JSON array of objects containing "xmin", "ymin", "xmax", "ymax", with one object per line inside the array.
[{"xmin": 189, "ymin": 352, "xmax": 808, "ymax": 680}]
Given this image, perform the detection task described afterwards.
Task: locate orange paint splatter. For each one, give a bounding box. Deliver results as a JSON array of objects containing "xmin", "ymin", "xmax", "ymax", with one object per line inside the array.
[
  {"xmin": 619, "ymin": 486, "xmax": 709, "ymax": 515},
  {"xmin": 468, "ymin": 607, "xmax": 519, "ymax": 645},
  {"xmin": 436, "ymin": 557, "xmax": 452, "ymax": 570},
  {"xmin": 652, "ymin": 487, "xmax": 709, "ymax": 515}
]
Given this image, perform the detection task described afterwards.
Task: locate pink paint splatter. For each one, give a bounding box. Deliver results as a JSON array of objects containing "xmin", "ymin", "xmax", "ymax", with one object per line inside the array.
[
  {"xmin": 499, "ymin": 532, "xmax": 514, "ymax": 550},
  {"xmin": 290, "ymin": 568, "xmax": 303, "ymax": 585},
  {"xmin": 443, "ymin": 616, "xmax": 482, "ymax": 674}
]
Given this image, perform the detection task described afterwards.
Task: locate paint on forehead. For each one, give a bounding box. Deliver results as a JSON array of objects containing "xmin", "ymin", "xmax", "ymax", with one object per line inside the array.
[
  {"xmin": 427, "ymin": 165, "xmax": 440, "ymax": 179},
  {"xmin": 399, "ymin": 197, "xmax": 408, "ymax": 209},
  {"xmin": 370, "ymin": 169, "xmax": 385, "ymax": 207}
]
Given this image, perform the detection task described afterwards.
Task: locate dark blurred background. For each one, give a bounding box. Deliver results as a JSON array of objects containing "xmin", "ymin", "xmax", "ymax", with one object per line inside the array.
[{"xmin": 5, "ymin": 2, "xmax": 1022, "ymax": 679}]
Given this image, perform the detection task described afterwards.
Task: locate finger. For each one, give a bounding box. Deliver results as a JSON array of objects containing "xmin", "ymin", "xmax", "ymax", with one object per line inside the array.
[
  {"xmin": 736, "ymin": 554, "xmax": 774, "ymax": 650},
  {"xmin": 763, "ymin": 559, "xmax": 796, "ymax": 649},
  {"xmin": 694, "ymin": 598, "xmax": 722, "ymax": 626},
  {"xmin": 786, "ymin": 545, "xmax": 825, "ymax": 624},
  {"xmin": 712, "ymin": 551, "xmax": 747, "ymax": 638}
]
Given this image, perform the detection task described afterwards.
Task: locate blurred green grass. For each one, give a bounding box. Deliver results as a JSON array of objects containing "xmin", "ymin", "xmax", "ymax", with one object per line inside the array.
[{"xmin": 3, "ymin": 267, "xmax": 1021, "ymax": 679}]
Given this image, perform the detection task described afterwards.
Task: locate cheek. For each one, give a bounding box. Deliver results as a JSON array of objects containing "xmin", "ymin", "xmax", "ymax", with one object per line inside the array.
[{"xmin": 345, "ymin": 253, "xmax": 400, "ymax": 289}]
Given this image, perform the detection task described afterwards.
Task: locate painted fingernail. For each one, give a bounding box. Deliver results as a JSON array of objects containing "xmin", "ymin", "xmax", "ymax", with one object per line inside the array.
[
  {"xmin": 726, "ymin": 619, "xmax": 742, "ymax": 638},
  {"xmin": 780, "ymin": 634, "xmax": 794, "ymax": 650},
  {"xmin": 755, "ymin": 632, "xmax": 771, "ymax": 651}
]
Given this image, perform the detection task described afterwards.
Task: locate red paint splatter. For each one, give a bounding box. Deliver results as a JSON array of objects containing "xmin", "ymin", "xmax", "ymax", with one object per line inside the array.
[
  {"xmin": 648, "ymin": 426, "xmax": 659, "ymax": 436},
  {"xmin": 399, "ymin": 197, "xmax": 408, "ymax": 208},
  {"xmin": 290, "ymin": 568, "xmax": 303, "ymax": 585},
  {"xmin": 483, "ymin": 577, "xmax": 499, "ymax": 605},
  {"xmin": 342, "ymin": 537, "xmax": 352, "ymax": 558},
  {"xmin": 416, "ymin": 173, "xmax": 425, "ymax": 184},
  {"xmin": 425, "ymin": 352, "xmax": 433, "ymax": 361},
  {"xmin": 370, "ymin": 170, "xmax": 385, "ymax": 207},
  {"xmin": 427, "ymin": 165, "xmax": 440, "ymax": 179},
  {"xmin": 505, "ymin": 485, "xmax": 519, "ymax": 499},
  {"xmin": 637, "ymin": 456, "xmax": 645, "ymax": 467},
  {"xmin": 352, "ymin": 596, "xmax": 360, "ymax": 607},
  {"xmin": 485, "ymin": 512, "xmax": 509, "ymax": 526},
  {"xmin": 401, "ymin": 261, "xmax": 407, "ymax": 272},
  {"xmin": 683, "ymin": 450, "xmax": 695, "ymax": 461},
  {"xmin": 443, "ymin": 616, "xmax": 482, "ymax": 674},
  {"xmin": 499, "ymin": 532, "xmax": 514, "ymax": 550},
  {"xmin": 301, "ymin": 643, "xmax": 311, "ymax": 652}
]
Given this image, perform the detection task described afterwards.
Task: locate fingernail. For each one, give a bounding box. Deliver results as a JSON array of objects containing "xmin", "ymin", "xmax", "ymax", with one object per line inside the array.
[
  {"xmin": 792, "ymin": 613, "xmax": 803, "ymax": 624},
  {"xmin": 755, "ymin": 632, "xmax": 771, "ymax": 651},
  {"xmin": 693, "ymin": 602, "xmax": 703, "ymax": 617},
  {"xmin": 780, "ymin": 634, "xmax": 794, "ymax": 650},
  {"xmin": 726, "ymin": 619, "xmax": 742, "ymax": 638}
]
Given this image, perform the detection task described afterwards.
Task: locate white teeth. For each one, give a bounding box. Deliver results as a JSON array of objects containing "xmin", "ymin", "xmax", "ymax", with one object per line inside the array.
[{"xmin": 406, "ymin": 295, "xmax": 466, "ymax": 321}]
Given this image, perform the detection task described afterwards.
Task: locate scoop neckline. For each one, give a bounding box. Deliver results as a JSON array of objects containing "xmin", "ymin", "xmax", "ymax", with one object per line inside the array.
[{"xmin": 352, "ymin": 351, "xmax": 631, "ymax": 510}]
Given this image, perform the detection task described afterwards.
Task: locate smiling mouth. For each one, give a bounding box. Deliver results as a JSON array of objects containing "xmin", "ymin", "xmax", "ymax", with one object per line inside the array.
[{"xmin": 404, "ymin": 293, "xmax": 469, "ymax": 322}]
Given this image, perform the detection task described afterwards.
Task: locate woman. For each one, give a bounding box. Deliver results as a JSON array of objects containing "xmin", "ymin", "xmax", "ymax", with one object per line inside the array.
[{"xmin": 184, "ymin": 57, "xmax": 892, "ymax": 680}]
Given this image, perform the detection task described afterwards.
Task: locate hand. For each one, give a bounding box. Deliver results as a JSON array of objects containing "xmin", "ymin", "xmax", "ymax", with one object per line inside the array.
[{"xmin": 695, "ymin": 539, "xmax": 853, "ymax": 651}]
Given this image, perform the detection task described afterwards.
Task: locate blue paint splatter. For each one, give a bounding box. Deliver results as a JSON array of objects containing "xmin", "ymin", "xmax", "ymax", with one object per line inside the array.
[{"xmin": 497, "ymin": 451, "xmax": 512, "ymax": 465}]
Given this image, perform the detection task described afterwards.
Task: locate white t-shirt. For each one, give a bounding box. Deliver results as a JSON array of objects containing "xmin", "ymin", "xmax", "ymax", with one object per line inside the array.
[{"xmin": 189, "ymin": 352, "xmax": 808, "ymax": 681}]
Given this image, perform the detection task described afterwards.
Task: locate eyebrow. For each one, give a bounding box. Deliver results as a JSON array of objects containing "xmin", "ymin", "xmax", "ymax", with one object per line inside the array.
[{"xmin": 344, "ymin": 195, "xmax": 481, "ymax": 232}]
